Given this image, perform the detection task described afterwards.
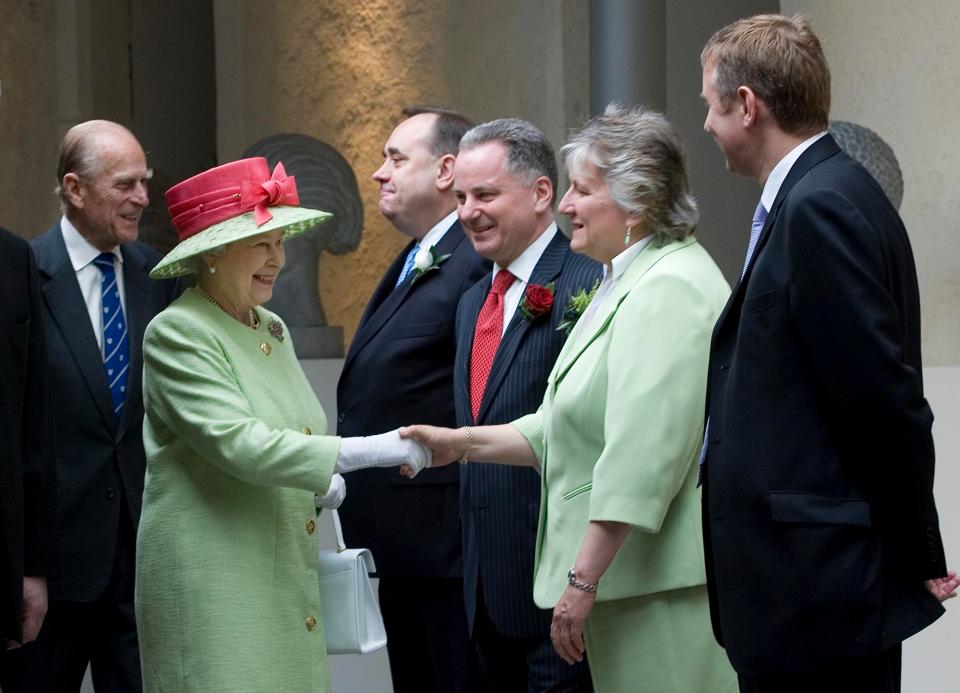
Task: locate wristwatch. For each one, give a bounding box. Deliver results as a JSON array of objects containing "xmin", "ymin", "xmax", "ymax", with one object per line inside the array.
[{"xmin": 567, "ymin": 568, "xmax": 599, "ymax": 593}]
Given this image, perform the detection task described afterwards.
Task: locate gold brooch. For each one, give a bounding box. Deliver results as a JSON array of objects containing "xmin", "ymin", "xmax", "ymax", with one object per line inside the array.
[{"xmin": 268, "ymin": 319, "xmax": 284, "ymax": 342}]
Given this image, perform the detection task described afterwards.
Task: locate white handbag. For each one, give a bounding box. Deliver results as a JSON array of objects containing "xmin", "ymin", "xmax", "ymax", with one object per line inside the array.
[{"xmin": 317, "ymin": 509, "xmax": 388, "ymax": 654}]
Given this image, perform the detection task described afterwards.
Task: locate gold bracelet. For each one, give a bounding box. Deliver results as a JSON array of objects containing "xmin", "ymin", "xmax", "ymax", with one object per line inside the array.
[{"xmin": 458, "ymin": 427, "xmax": 473, "ymax": 465}]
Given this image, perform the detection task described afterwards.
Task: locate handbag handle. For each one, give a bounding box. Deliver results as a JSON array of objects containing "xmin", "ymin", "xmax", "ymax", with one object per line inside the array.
[{"xmin": 330, "ymin": 508, "xmax": 347, "ymax": 553}]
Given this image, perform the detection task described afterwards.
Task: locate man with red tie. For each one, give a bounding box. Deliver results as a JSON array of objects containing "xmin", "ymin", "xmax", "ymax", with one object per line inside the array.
[{"xmin": 453, "ymin": 118, "xmax": 601, "ymax": 691}]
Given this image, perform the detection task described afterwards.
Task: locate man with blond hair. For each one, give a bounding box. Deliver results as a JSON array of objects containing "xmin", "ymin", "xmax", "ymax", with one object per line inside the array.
[{"xmin": 699, "ymin": 14, "xmax": 955, "ymax": 692}]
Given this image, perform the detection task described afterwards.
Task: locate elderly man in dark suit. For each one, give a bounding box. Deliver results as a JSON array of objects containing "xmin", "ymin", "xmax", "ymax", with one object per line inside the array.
[
  {"xmin": 0, "ymin": 228, "xmax": 60, "ymax": 656},
  {"xmin": 336, "ymin": 107, "xmax": 488, "ymax": 693},
  {"xmin": 0, "ymin": 121, "xmax": 179, "ymax": 693},
  {"xmin": 452, "ymin": 118, "xmax": 599, "ymax": 691},
  {"xmin": 698, "ymin": 14, "xmax": 957, "ymax": 692}
]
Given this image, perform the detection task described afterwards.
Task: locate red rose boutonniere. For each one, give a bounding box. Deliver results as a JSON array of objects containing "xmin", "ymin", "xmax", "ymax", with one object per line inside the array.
[{"xmin": 519, "ymin": 282, "xmax": 555, "ymax": 321}]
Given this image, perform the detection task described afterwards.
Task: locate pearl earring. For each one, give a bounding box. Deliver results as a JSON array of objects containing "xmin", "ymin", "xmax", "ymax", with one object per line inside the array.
[{"xmin": 208, "ymin": 266, "xmax": 216, "ymax": 274}]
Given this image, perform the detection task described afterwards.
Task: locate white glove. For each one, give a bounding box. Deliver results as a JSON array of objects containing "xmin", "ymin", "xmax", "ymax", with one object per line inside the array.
[
  {"xmin": 335, "ymin": 429, "xmax": 432, "ymax": 477},
  {"xmin": 315, "ymin": 473, "xmax": 346, "ymax": 510}
]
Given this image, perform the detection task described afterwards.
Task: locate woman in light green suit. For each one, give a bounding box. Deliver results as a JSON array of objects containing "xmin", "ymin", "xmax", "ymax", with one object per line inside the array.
[{"xmin": 404, "ymin": 106, "xmax": 736, "ymax": 691}]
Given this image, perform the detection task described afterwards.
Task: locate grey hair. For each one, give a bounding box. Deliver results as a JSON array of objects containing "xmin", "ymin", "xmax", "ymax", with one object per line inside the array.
[
  {"xmin": 54, "ymin": 120, "xmax": 133, "ymax": 212},
  {"xmin": 560, "ymin": 103, "xmax": 698, "ymax": 244},
  {"xmin": 459, "ymin": 118, "xmax": 558, "ymax": 198}
]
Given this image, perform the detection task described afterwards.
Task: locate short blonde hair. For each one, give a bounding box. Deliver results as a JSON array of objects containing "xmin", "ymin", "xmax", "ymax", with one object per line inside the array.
[{"xmin": 701, "ymin": 14, "xmax": 830, "ymax": 135}]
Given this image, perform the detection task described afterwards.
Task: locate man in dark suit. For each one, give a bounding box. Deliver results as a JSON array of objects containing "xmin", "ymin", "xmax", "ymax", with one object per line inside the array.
[
  {"xmin": 0, "ymin": 228, "xmax": 60, "ymax": 655},
  {"xmin": 452, "ymin": 119, "xmax": 599, "ymax": 691},
  {"xmin": 698, "ymin": 14, "xmax": 955, "ymax": 692},
  {"xmin": 337, "ymin": 107, "xmax": 489, "ymax": 693},
  {"xmin": 0, "ymin": 121, "xmax": 179, "ymax": 693}
]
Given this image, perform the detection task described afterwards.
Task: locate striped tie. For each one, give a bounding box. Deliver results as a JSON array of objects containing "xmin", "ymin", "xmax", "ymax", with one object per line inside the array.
[
  {"xmin": 93, "ymin": 252, "xmax": 129, "ymax": 418},
  {"xmin": 395, "ymin": 243, "xmax": 421, "ymax": 287}
]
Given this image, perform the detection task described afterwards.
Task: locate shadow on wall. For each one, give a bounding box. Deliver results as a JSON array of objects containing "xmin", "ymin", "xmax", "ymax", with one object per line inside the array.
[{"xmin": 243, "ymin": 134, "xmax": 364, "ymax": 358}]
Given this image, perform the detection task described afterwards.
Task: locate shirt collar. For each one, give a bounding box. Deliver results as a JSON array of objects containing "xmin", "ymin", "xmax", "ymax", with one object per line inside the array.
[
  {"xmin": 760, "ymin": 131, "xmax": 828, "ymax": 213},
  {"xmin": 493, "ymin": 222, "xmax": 558, "ymax": 284},
  {"xmin": 420, "ymin": 210, "xmax": 458, "ymax": 250},
  {"xmin": 606, "ymin": 232, "xmax": 656, "ymax": 281},
  {"xmin": 60, "ymin": 216, "xmax": 123, "ymax": 271}
]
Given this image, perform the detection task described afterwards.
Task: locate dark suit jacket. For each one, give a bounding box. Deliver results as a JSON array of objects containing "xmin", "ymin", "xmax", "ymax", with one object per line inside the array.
[
  {"xmin": 337, "ymin": 219, "xmax": 489, "ymax": 579},
  {"xmin": 702, "ymin": 135, "xmax": 946, "ymax": 675},
  {"xmin": 0, "ymin": 228, "xmax": 60, "ymax": 641},
  {"xmin": 32, "ymin": 224, "xmax": 179, "ymax": 601},
  {"xmin": 455, "ymin": 231, "xmax": 601, "ymax": 638}
]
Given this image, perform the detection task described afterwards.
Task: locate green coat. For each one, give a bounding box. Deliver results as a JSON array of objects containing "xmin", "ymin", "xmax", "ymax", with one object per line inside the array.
[
  {"xmin": 514, "ymin": 237, "xmax": 728, "ymax": 607},
  {"xmin": 136, "ymin": 289, "xmax": 339, "ymax": 692}
]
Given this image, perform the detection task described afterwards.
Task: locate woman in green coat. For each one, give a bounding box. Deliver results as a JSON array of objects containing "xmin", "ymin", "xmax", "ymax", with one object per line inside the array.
[
  {"xmin": 136, "ymin": 158, "xmax": 428, "ymax": 692},
  {"xmin": 404, "ymin": 106, "xmax": 737, "ymax": 692}
]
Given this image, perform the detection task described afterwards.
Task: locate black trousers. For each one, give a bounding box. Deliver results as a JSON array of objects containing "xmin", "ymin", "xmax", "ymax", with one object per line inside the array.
[
  {"xmin": 378, "ymin": 576, "xmax": 479, "ymax": 693},
  {"xmin": 0, "ymin": 517, "xmax": 141, "ymax": 693},
  {"xmin": 737, "ymin": 645, "xmax": 901, "ymax": 693},
  {"xmin": 472, "ymin": 581, "xmax": 593, "ymax": 693}
]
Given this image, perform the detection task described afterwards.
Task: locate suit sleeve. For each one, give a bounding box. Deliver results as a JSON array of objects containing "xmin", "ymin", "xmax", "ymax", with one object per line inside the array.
[
  {"xmin": 21, "ymin": 244, "xmax": 61, "ymax": 577},
  {"xmin": 785, "ymin": 186, "xmax": 944, "ymax": 577},
  {"xmin": 143, "ymin": 311, "xmax": 338, "ymax": 493},
  {"xmin": 590, "ymin": 271, "xmax": 716, "ymax": 531}
]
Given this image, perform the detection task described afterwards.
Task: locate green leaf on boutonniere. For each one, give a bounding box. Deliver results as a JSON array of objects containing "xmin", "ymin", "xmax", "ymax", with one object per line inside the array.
[
  {"xmin": 556, "ymin": 278, "xmax": 600, "ymax": 335},
  {"xmin": 410, "ymin": 245, "xmax": 452, "ymax": 285}
]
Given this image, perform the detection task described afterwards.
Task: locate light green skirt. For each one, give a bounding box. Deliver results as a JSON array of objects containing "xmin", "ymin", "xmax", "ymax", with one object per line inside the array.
[{"xmin": 583, "ymin": 584, "xmax": 736, "ymax": 692}]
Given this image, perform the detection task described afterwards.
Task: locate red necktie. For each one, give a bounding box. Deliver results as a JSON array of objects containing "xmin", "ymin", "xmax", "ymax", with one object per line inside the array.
[{"xmin": 469, "ymin": 270, "xmax": 516, "ymax": 420}]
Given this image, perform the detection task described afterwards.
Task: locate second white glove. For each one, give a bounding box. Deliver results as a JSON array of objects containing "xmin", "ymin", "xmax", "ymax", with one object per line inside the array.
[{"xmin": 315, "ymin": 473, "xmax": 347, "ymax": 510}]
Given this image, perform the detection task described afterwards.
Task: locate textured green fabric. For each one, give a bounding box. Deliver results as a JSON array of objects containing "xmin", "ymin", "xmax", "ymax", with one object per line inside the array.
[
  {"xmin": 136, "ymin": 289, "xmax": 339, "ymax": 692},
  {"xmin": 511, "ymin": 238, "xmax": 731, "ymax": 608}
]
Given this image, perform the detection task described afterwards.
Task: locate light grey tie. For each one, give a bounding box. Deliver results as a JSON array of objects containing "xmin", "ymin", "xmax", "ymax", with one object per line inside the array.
[{"xmin": 741, "ymin": 200, "xmax": 768, "ymax": 278}]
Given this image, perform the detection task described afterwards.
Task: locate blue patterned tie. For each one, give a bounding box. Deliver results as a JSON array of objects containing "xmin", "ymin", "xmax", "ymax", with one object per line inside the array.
[
  {"xmin": 93, "ymin": 252, "xmax": 129, "ymax": 418},
  {"xmin": 395, "ymin": 243, "xmax": 420, "ymax": 287}
]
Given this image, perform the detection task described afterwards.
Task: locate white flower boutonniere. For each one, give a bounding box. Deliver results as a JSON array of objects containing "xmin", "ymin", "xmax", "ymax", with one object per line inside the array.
[{"xmin": 410, "ymin": 245, "xmax": 452, "ymax": 284}]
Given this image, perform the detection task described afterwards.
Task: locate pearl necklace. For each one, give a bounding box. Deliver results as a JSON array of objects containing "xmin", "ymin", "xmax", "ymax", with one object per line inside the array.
[{"xmin": 196, "ymin": 285, "xmax": 260, "ymax": 329}]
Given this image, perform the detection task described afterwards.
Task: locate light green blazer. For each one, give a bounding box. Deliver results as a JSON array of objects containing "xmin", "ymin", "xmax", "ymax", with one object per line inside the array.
[
  {"xmin": 513, "ymin": 237, "xmax": 730, "ymax": 608},
  {"xmin": 136, "ymin": 289, "xmax": 340, "ymax": 692}
]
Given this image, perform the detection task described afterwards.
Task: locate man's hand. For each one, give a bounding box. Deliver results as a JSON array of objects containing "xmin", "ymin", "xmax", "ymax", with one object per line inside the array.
[
  {"xmin": 7, "ymin": 576, "xmax": 48, "ymax": 648},
  {"xmin": 925, "ymin": 570, "xmax": 960, "ymax": 602}
]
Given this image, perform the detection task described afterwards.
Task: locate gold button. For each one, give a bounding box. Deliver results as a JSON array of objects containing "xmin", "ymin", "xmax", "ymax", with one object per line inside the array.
[
  {"xmin": 305, "ymin": 616, "xmax": 317, "ymax": 631},
  {"xmin": 260, "ymin": 342, "xmax": 272, "ymax": 355},
  {"xmin": 301, "ymin": 426, "xmax": 312, "ymax": 435},
  {"xmin": 306, "ymin": 519, "xmax": 316, "ymax": 534}
]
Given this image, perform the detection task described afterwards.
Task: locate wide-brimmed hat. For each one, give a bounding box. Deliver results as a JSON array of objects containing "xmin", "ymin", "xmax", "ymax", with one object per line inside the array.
[{"xmin": 150, "ymin": 157, "xmax": 331, "ymax": 279}]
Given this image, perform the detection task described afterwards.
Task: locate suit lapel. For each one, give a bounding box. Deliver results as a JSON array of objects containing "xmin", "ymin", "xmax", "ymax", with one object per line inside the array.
[
  {"xmin": 476, "ymin": 233, "xmax": 568, "ymax": 422},
  {"xmin": 551, "ymin": 237, "xmax": 695, "ymax": 388},
  {"xmin": 36, "ymin": 227, "xmax": 117, "ymax": 434},
  {"xmin": 713, "ymin": 135, "xmax": 842, "ymax": 339},
  {"xmin": 116, "ymin": 244, "xmax": 151, "ymax": 437},
  {"xmin": 344, "ymin": 221, "xmax": 464, "ymax": 372}
]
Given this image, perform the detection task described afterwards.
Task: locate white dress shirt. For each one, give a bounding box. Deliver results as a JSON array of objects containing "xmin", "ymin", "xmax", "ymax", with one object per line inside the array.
[
  {"xmin": 60, "ymin": 216, "xmax": 126, "ymax": 354},
  {"xmin": 759, "ymin": 131, "xmax": 828, "ymax": 213},
  {"xmin": 571, "ymin": 232, "xmax": 655, "ymax": 346},
  {"xmin": 491, "ymin": 222, "xmax": 558, "ymax": 336},
  {"xmin": 419, "ymin": 210, "xmax": 458, "ymax": 252}
]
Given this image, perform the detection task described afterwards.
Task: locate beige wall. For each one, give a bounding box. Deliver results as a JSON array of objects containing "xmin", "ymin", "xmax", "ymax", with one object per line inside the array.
[
  {"xmin": 214, "ymin": 0, "xmax": 588, "ymax": 346},
  {"xmin": 0, "ymin": 0, "xmax": 59, "ymax": 236},
  {"xmin": 782, "ymin": 0, "xmax": 960, "ymax": 367}
]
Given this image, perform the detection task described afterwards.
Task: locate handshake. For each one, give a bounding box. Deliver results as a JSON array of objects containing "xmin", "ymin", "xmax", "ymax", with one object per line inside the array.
[{"xmin": 316, "ymin": 429, "xmax": 434, "ymax": 510}]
